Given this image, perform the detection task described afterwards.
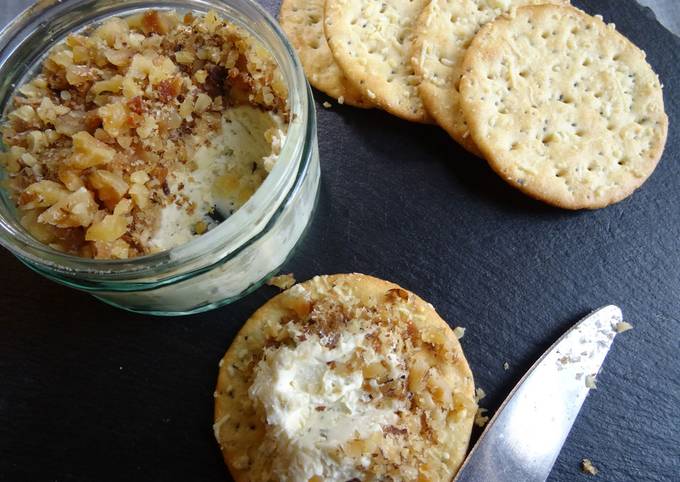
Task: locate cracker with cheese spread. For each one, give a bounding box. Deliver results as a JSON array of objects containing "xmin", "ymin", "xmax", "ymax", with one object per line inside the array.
[{"xmin": 214, "ymin": 273, "xmax": 477, "ymax": 482}]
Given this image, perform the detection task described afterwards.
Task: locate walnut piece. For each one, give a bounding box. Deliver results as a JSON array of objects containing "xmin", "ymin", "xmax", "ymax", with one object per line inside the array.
[
  {"xmin": 19, "ymin": 180, "xmax": 69, "ymax": 210},
  {"xmin": 266, "ymin": 273, "xmax": 296, "ymax": 290},
  {"xmin": 38, "ymin": 187, "xmax": 98, "ymax": 228},
  {"xmin": 581, "ymin": 458, "xmax": 598, "ymax": 476}
]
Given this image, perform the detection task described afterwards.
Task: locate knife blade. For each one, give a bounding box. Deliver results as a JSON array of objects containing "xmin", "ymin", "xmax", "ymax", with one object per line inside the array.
[{"xmin": 454, "ymin": 305, "xmax": 624, "ymax": 482}]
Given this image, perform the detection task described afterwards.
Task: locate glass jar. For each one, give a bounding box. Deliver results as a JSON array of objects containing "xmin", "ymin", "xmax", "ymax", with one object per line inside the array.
[{"xmin": 0, "ymin": 0, "xmax": 320, "ymax": 315}]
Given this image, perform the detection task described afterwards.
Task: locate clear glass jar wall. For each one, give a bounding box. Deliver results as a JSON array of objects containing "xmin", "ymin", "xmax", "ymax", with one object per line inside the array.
[{"xmin": 0, "ymin": 0, "xmax": 320, "ymax": 315}]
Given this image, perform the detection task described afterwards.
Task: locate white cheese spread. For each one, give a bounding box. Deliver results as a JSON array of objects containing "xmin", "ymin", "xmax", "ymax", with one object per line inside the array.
[
  {"xmin": 249, "ymin": 329, "xmax": 406, "ymax": 481},
  {"xmin": 149, "ymin": 105, "xmax": 286, "ymax": 251}
]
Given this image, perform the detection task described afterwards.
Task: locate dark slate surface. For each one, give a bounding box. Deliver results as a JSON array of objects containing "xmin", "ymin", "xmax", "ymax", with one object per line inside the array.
[{"xmin": 1, "ymin": 0, "xmax": 678, "ymax": 481}]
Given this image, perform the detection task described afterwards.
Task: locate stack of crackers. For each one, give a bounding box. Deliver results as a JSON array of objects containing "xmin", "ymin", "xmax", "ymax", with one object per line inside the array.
[{"xmin": 280, "ymin": 0, "xmax": 668, "ymax": 209}]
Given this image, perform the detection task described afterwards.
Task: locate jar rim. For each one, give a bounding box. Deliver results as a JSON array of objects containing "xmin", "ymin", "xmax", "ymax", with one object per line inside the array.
[{"xmin": 0, "ymin": 0, "xmax": 312, "ymax": 283}]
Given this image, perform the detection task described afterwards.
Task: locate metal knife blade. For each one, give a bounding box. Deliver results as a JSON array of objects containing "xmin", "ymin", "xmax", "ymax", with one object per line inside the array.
[{"xmin": 454, "ymin": 305, "xmax": 624, "ymax": 482}]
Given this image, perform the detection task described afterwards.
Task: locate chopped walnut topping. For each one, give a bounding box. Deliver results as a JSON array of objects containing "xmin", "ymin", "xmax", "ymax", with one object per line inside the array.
[
  {"xmin": 386, "ymin": 287, "xmax": 409, "ymax": 302},
  {"xmin": 1, "ymin": 9, "xmax": 288, "ymax": 259},
  {"xmin": 383, "ymin": 425, "xmax": 408, "ymax": 436}
]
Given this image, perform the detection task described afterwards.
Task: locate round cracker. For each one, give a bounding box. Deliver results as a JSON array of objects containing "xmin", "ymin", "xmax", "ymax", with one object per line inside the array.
[
  {"xmin": 324, "ymin": 0, "xmax": 431, "ymax": 123},
  {"xmin": 214, "ymin": 273, "xmax": 476, "ymax": 481},
  {"xmin": 411, "ymin": 0, "xmax": 570, "ymax": 157},
  {"xmin": 279, "ymin": 0, "xmax": 370, "ymax": 108},
  {"xmin": 460, "ymin": 5, "xmax": 668, "ymax": 209}
]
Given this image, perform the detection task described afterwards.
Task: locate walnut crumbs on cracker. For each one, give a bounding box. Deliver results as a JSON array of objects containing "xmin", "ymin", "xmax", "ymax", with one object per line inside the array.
[
  {"xmin": 214, "ymin": 274, "xmax": 478, "ymax": 481},
  {"xmin": 0, "ymin": 10, "xmax": 289, "ymax": 259}
]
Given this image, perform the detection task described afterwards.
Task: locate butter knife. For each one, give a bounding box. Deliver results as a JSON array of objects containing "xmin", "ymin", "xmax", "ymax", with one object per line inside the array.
[{"xmin": 454, "ymin": 305, "xmax": 624, "ymax": 482}]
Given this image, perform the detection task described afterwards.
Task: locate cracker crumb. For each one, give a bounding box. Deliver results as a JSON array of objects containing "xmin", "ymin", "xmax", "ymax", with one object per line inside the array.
[
  {"xmin": 615, "ymin": 321, "xmax": 633, "ymax": 333},
  {"xmin": 474, "ymin": 387, "xmax": 486, "ymax": 402},
  {"xmin": 503, "ymin": 362, "xmax": 509, "ymax": 370},
  {"xmin": 474, "ymin": 407, "xmax": 489, "ymax": 427},
  {"xmin": 453, "ymin": 326, "xmax": 466, "ymax": 339},
  {"xmin": 337, "ymin": 96, "xmax": 345, "ymax": 104},
  {"xmin": 585, "ymin": 374, "xmax": 597, "ymax": 389},
  {"xmin": 322, "ymin": 101, "xmax": 332, "ymax": 108},
  {"xmin": 581, "ymin": 458, "xmax": 598, "ymax": 475},
  {"xmin": 266, "ymin": 273, "xmax": 296, "ymax": 290}
]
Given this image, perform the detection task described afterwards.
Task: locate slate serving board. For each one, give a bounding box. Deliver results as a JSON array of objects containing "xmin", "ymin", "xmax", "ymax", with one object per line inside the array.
[{"xmin": 0, "ymin": 0, "xmax": 678, "ymax": 481}]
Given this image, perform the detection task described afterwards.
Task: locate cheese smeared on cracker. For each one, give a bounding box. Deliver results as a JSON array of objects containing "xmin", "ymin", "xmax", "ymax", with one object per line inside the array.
[{"xmin": 250, "ymin": 328, "xmax": 406, "ymax": 481}]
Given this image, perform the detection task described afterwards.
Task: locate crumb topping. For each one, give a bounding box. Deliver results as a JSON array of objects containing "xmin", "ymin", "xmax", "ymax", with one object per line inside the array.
[
  {"xmin": 581, "ymin": 458, "xmax": 599, "ymax": 475},
  {"xmin": 615, "ymin": 321, "xmax": 633, "ymax": 333},
  {"xmin": 474, "ymin": 407, "xmax": 490, "ymax": 427},
  {"xmin": 1, "ymin": 9, "xmax": 288, "ymax": 258},
  {"xmin": 266, "ymin": 273, "xmax": 297, "ymax": 290},
  {"xmin": 585, "ymin": 374, "xmax": 598, "ymax": 389}
]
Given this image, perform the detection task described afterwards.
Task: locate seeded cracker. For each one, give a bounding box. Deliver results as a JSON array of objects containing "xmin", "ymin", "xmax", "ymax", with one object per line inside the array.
[
  {"xmin": 279, "ymin": 0, "xmax": 369, "ymax": 108},
  {"xmin": 214, "ymin": 274, "xmax": 477, "ymax": 481},
  {"xmin": 459, "ymin": 5, "xmax": 668, "ymax": 209},
  {"xmin": 324, "ymin": 0, "xmax": 431, "ymax": 123},
  {"xmin": 411, "ymin": 0, "xmax": 570, "ymax": 156}
]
